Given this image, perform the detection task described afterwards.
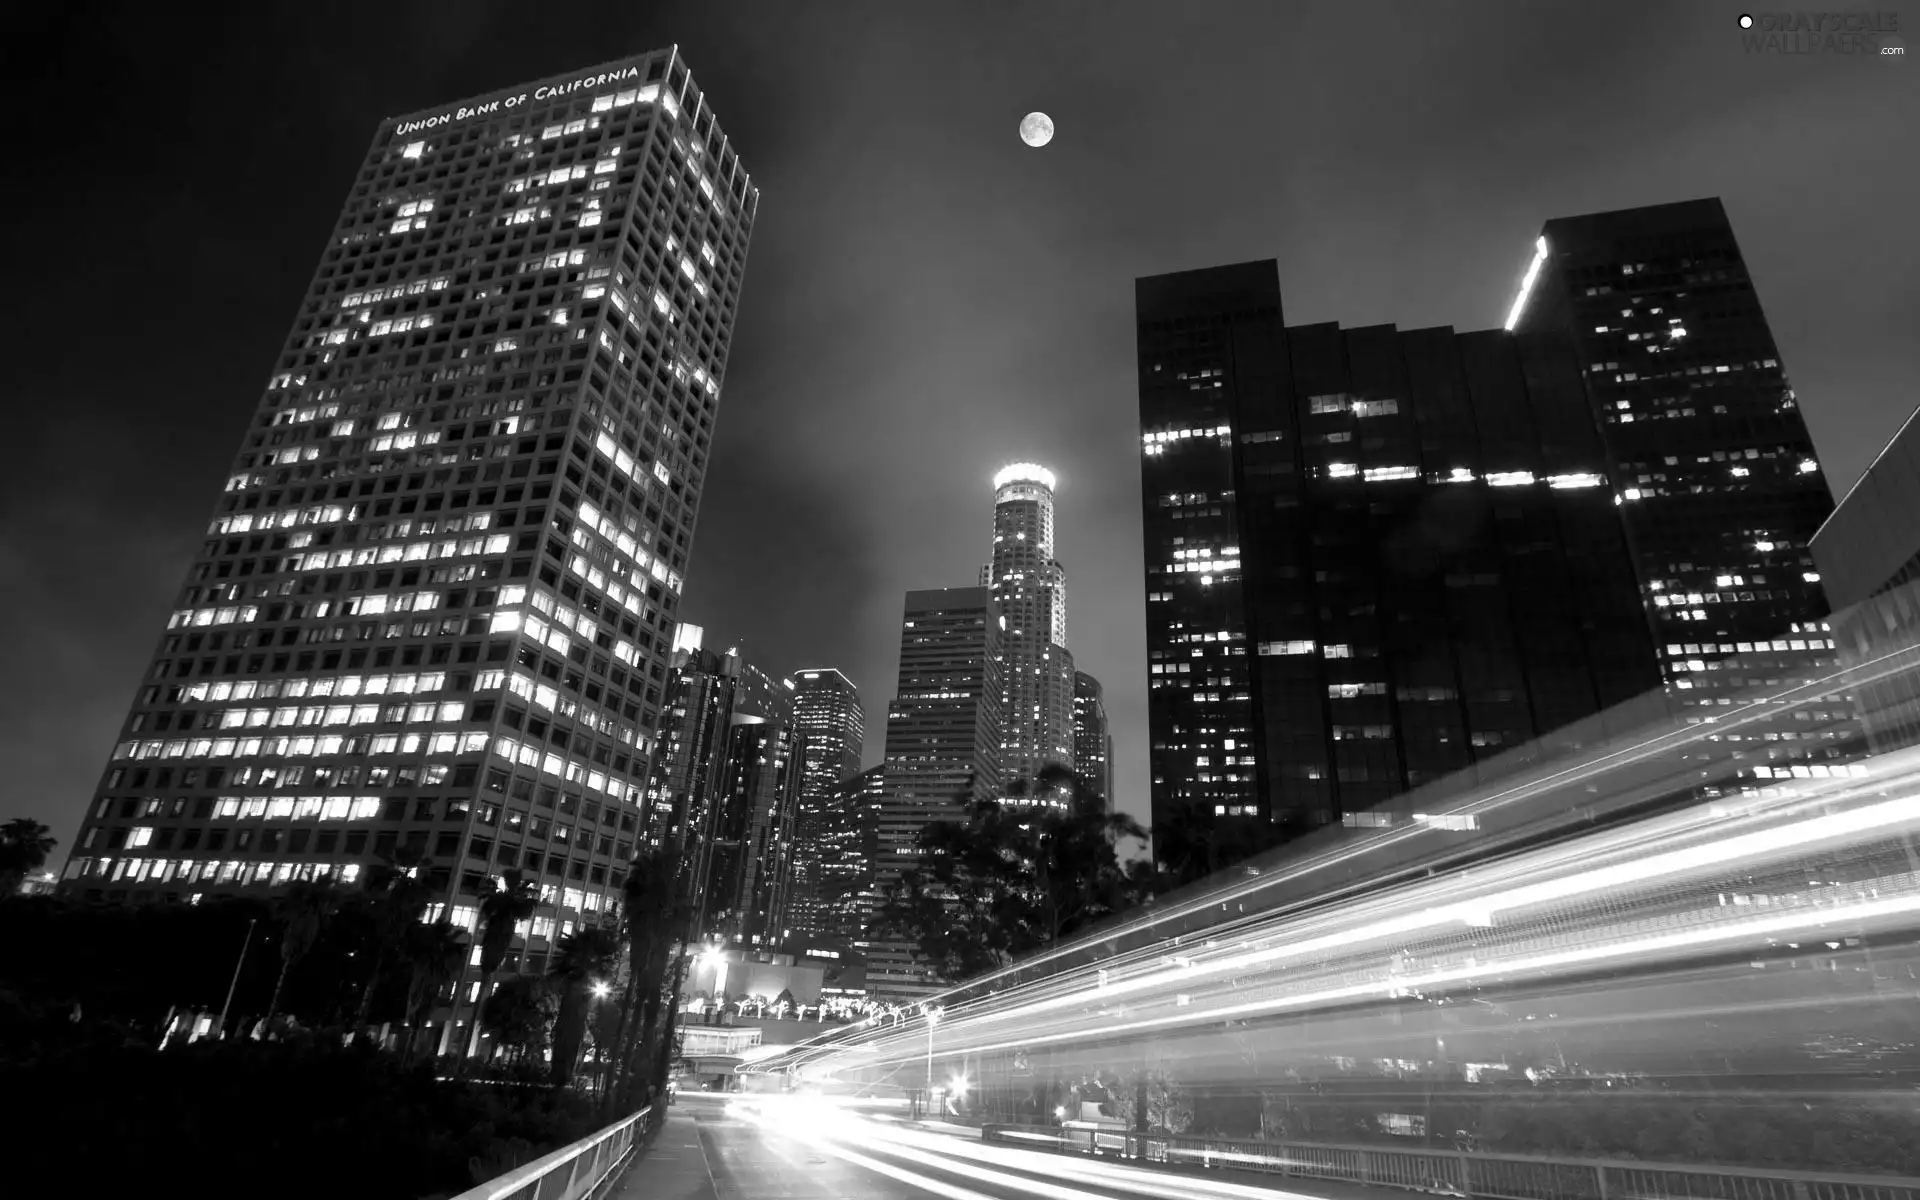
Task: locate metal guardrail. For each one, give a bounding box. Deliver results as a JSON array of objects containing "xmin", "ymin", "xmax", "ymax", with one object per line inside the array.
[
  {"xmin": 450, "ymin": 1104, "xmax": 654, "ymax": 1200},
  {"xmin": 983, "ymin": 1125, "xmax": 1920, "ymax": 1200}
]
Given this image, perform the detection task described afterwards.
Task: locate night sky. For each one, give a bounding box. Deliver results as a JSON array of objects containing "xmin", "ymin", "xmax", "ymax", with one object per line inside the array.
[{"xmin": 4, "ymin": 1, "xmax": 1914, "ymax": 854}]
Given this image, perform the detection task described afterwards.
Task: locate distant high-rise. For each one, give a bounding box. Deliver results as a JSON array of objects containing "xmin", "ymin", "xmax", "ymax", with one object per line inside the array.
[
  {"xmin": 830, "ymin": 763, "xmax": 888, "ymax": 936},
  {"xmin": 1509, "ymin": 199, "xmax": 1839, "ymax": 703},
  {"xmin": 787, "ymin": 668, "xmax": 865, "ymax": 939},
  {"xmin": 983, "ymin": 465, "xmax": 1076, "ymax": 797},
  {"xmin": 1071, "ymin": 670, "xmax": 1113, "ymax": 810},
  {"xmin": 868, "ymin": 587, "xmax": 1001, "ymax": 1000},
  {"xmin": 64, "ymin": 50, "xmax": 756, "ymax": 1039},
  {"xmin": 1134, "ymin": 260, "xmax": 1659, "ymax": 846}
]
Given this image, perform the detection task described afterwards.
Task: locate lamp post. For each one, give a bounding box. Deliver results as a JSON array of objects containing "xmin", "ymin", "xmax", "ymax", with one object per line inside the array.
[
  {"xmin": 923, "ymin": 1005, "xmax": 943, "ymax": 1117},
  {"xmin": 217, "ymin": 918, "xmax": 257, "ymax": 1040}
]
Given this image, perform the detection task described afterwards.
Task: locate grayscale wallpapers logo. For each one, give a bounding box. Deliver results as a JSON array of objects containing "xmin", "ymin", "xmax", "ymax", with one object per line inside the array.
[{"xmin": 1737, "ymin": 11, "xmax": 1905, "ymax": 57}]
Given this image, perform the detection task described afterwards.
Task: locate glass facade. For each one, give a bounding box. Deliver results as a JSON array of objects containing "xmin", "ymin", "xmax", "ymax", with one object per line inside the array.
[
  {"xmin": 1136, "ymin": 261, "xmax": 1659, "ymax": 844},
  {"xmin": 64, "ymin": 49, "xmax": 757, "ymax": 1030},
  {"xmin": 704, "ymin": 664, "xmax": 801, "ymax": 945},
  {"xmin": 1813, "ymin": 406, "xmax": 1920, "ymax": 753}
]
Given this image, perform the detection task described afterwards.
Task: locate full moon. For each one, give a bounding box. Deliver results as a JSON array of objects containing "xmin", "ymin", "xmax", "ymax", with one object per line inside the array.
[{"xmin": 1019, "ymin": 111, "xmax": 1054, "ymax": 148}]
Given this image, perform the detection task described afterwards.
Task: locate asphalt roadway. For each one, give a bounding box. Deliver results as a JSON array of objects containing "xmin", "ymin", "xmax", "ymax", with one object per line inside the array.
[{"xmin": 612, "ymin": 1094, "xmax": 1386, "ymax": 1200}]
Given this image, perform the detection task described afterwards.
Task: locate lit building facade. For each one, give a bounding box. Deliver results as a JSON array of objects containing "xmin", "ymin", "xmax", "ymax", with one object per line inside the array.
[
  {"xmin": 1071, "ymin": 670, "xmax": 1113, "ymax": 810},
  {"xmin": 1135, "ymin": 260, "xmax": 1659, "ymax": 844},
  {"xmin": 787, "ymin": 668, "xmax": 866, "ymax": 939},
  {"xmin": 982, "ymin": 465, "xmax": 1076, "ymax": 796},
  {"xmin": 868, "ymin": 587, "xmax": 1001, "ymax": 1000},
  {"xmin": 1508, "ymin": 199, "xmax": 1840, "ymax": 706},
  {"xmin": 62, "ymin": 50, "xmax": 757, "ymax": 1045},
  {"xmin": 829, "ymin": 763, "xmax": 888, "ymax": 938}
]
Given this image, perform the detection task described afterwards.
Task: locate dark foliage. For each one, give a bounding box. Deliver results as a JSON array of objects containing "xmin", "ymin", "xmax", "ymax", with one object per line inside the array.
[
  {"xmin": 0, "ymin": 1011, "xmax": 604, "ymax": 1200},
  {"xmin": 871, "ymin": 765, "xmax": 1148, "ymax": 982}
]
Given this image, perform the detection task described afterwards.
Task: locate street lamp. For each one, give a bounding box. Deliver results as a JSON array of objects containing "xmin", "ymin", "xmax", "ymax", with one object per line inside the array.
[{"xmin": 923, "ymin": 1005, "xmax": 943, "ymax": 1114}]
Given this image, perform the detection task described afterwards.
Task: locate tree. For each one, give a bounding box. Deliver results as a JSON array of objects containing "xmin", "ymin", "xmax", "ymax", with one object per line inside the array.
[
  {"xmin": 871, "ymin": 767, "xmax": 1149, "ymax": 984},
  {"xmin": 1105, "ymin": 1065, "xmax": 1194, "ymax": 1135},
  {"xmin": 1152, "ymin": 802, "xmax": 1298, "ymax": 887},
  {"xmin": 466, "ymin": 869, "xmax": 540, "ymax": 1061},
  {"xmin": 265, "ymin": 879, "xmax": 340, "ymax": 1022},
  {"xmin": 605, "ymin": 850, "xmax": 682, "ymax": 1113},
  {"xmin": 400, "ymin": 918, "xmax": 467, "ymax": 1064},
  {"xmin": 546, "ymin": 927, "xmax": 621, "ymax": 1086},
  {"xmin": 354, "ymin": 849, "xmax": 434, "ymax": 1030},
  {"xmin": 0, "ymin": 818, "xmax": 58, "ymax": 895},
  {"xmin": 478, "ymin": 973, "xmax": 554, "ymax": 1065}
]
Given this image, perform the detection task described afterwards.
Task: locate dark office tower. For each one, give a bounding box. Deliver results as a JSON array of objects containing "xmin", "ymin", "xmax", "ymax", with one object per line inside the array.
[
  {"xmin": 983, "ymin": 466, "xmax": 1076, "ymax": 796},
  {"xmin": 1813, "ymin": 407, "xmax": 1920, "ymax": 752},
  {"xmin": 1135, "ymin": 261, "xmax": 1659, "ymax": 850},
  {"xmin": 786, "ymin": 668, "xmax": 865, "ymax": 939},
  {"xmin": 65, "ymin": 45, "xmax": 755, "ymax": 995},
  {"xmin": 1071, "ymin": 670, "xmax": 1113, "ymax": 810},
  {"xmin": 868, "ymin": 587, "xmax": 1002, "ymax": 1000},
  {"xmin": 706, "ymin": 666, "xmax": 802, "ymax": 944},
  {"xmin": 1507, "ymin": 199, "xmax": 1839, "ymax": 708}
]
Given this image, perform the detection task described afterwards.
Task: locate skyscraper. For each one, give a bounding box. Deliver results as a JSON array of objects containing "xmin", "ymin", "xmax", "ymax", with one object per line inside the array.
[
  {"xmin": 1071, "ymin": 670, "xmax": 1113, "ymax": 810},
  {"xmin": 1134, "ymin": 260, "xmax": 1659, "ymax": 846},
  {"xmin": 983, "ymin": 465, "xmax": 1076, "ymax": 798},
  {"xmin": 787, "ymin": 668, "xmax": 865, "ymax": 938},
  {"xmin": 1507, "ymin": 199, "xmax": 1839, "ymax": 704},
  {"xmin": 705, "ymin": 665, "xmax": 803, "ymax": 944},
  {"xmin": 642, "ymin": 624, "xmax": 743, "ymax": 898},
  {"xmin": 643, "ymin": 630, "xmax": 804, "ymax": 944},
  {"xmin": 64, "ymin": 50, "xmax": 755, "ymax": 1046},
  {"xmin": 831, "ymin": 763, "xmax": 888, "ymax": 935},
  {"xmin": 867, "ymin": 587, "xmax": 1001, "ymax": 1000}
]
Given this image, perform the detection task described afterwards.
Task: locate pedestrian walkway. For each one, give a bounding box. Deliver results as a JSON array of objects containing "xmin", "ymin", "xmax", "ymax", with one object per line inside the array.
[{"xmin": 611, "ymin": 1110, "xmax": 718, "ymax": 1200}]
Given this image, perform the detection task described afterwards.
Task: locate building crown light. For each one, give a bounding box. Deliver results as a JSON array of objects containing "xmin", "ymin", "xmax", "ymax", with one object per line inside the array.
[
  {"xmin": 994, "ymin": 463, "xmax": 1057, "ymax": 492},
  {"xmin": 1503, "ymin": 236, "xmax": 1549, "ymax": 332}
]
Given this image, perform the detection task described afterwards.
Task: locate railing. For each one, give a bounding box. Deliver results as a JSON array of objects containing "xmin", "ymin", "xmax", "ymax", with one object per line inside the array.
[
  {"xmin": 450, "ymin": 1104, "xmax": 654, "ymax": 1200},
  {"xmin": 982, "ymin": 1125, "xmax": 1920, "ymax": 1200}
]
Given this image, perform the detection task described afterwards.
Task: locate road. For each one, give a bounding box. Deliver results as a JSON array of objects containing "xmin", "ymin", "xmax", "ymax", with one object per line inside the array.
[{"xmin": 612, "ymin": 1094, "xmax": 1376, "ymax": 1200}]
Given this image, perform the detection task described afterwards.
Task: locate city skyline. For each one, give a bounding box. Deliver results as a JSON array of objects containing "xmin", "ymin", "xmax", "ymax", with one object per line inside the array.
[{"xmin": 7, "ymin": 2, "xmax": 1917, "ymax": 855}]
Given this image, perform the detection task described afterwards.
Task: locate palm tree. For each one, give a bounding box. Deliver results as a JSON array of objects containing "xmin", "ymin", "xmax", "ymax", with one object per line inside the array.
[
  {"xmin": 605, "ymin": 850, "xmax": 679, "ymax": 1112},
  {"xmin": 546, "ymin": 926, "xmax": 621, "ymax": 1086},
  {"xmin": 400, "ymin": 918, "xmax": 468, "ymax": 1064},
  {"xmin": 464, "ymin": 868, "xmax": 540, "ymax": 1062},
  {"xmin": 354, "ymin": 849, "xmax": 432, "ymax": 1032},
  {"xmin": 0, "ymin": 818, "xmax": 58, "ymax": 895},
  {"xmin": 265, "ymin": 879, "xmax": 339, "ymax": 1022},
  {"xmin": 479, "ymin": 973, "xmax": 555, "ymax": 1065}
]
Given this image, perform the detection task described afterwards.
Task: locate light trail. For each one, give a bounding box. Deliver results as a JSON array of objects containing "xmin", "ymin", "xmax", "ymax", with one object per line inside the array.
[
  {"xmin": 741, "ymin": 1098, "xmax": 1339, "ymax": 1200},
  {"xmin": 820, "ymin": 790, "xmax": 1920, "ymax": 1071},
  {"xmin": 897, "ymin": 641, "xmax": 1918, "ymax": 1006}
]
